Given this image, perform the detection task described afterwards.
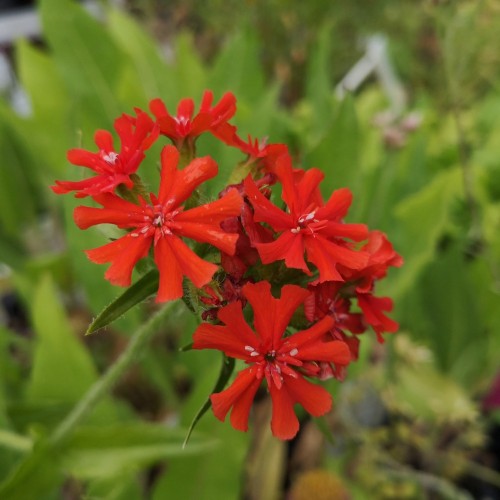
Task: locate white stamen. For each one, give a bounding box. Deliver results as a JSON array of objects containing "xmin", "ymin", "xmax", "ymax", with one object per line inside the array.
[
  {"xmin": 289, "ymin": 348, "xmax": 298, "ymax": 356},
  {"xmin": 174, "ymin": 116, "xmax": 189, "ymax": 126},
  {"xmin": 153, "ymin": 215, "xmax": 163, "ymax": 226},
  {"xmin": 245, "ymin": 346, "xmax": 260, "ymax": 357},
  {"xmin": 103, "ymin": 152, "xmax": 119, "ymax": 164},
  {"xmin": 298, "ymin": 211, "xmax": 316, "ymax": 224},
  {"xmin": 130, "ymin": 233, "xmax": 139, "ymax": 238},
  {"xmin": 140, "ymin": 226, "xmax": 149, "ymax": 234},
  {"xmin": 291, "ymin": 227, "xmax": 301, "ymax": 234}
]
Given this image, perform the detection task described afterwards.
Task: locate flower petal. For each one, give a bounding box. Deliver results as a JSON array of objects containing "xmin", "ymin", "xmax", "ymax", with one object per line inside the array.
[
  {"xmin": 316, "ymin": 187, "xmax": 353, "ymax": 221},
  {"xmin": 158, "ymin": 146, "xmax": 218, "ymax": 207},
  {"xmin": 244, "ymin": 175, "xmax": 293, "ymax": 231},
  {"xmin": 283, "ymin": 315, "xmax": 335, "ymax": 350},
  {"xmin": 94, "ymin": 130, "xmax": 114, "ymax": 151},
  {"xmin": 176, "ymin": 188, "xmax": 243, "ymax": 225},
  {"xmin": 273, "ymin": 284, "xmax": 310, "ymax": 344},
  {"xmin": 322, "ymin": 222, "xmax": 369, "ymax": 242},
  {"xmin": 268, "ymin": 381, "xmax": 299, "ymax": 440},
  {"xmin": 74, "ymin": 198, "xmax": 145, "ymax": 229},
  {"xmin": 357, "ymin": 293, "xmax": 399, "ymax": 340},
  {"xmin": 174, "ymin": 223, "xmax": 238, "ymax": 255},
  {"xmin": 283, "ymin": 374, "xmax": 332, "ymax": 417},
  {"xmin": 216, "ymin": 301, "xmax": 259, "ymax": 348},
  {"xmin": 85, "ymin": 234, "xmax": 151, "ymax": 287},
  {"xmin": 167, "ymin": 235, "xmax": 218, "ymax": 289},
  {"xmin": 305, "ymin": 235, "xmax": 368, "ymax": 281},
  {"xmin": 242, "ymin": 281, "xmax": 275, "ymax": 343},
  {"xmin": 193, "ymin": 307, "xmax": 257, "ymax": 359},
  {"xmin": 297, "ymin": 339, "xmax": 352, "ymax": 365},
  {"xmin": 210, "ymin": 367, "xmax": 260, "ymax": 431},
  {"xmin": 154, "ymin": 236, "xmax": 184, "ymax": 302},
  {"xmin": 256, "ymin": 231, "xmax": 310, "ymax": 274},
  {"xmin": 229, "ymin": 374, "xmax": 262, "ymax": 433}
]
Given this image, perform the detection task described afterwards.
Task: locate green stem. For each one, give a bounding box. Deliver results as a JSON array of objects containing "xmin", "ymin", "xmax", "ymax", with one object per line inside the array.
[
  {"xmin": 49, "ymin": 302, "xmax": 174, "ymax": 446},
  {"xmin": 0, "ymin": 430, "xmax": 32, "ymax": 453}
]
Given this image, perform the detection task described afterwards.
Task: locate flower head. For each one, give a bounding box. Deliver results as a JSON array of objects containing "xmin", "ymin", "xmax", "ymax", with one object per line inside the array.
[
  {"xmin": 51, "ymin": 109, "xmax": 159, "ymax": 198},
  {"xmin": 149, "ymin": 90, "xmax": 237, "ymax": 149},
  {"xmin": 193, "ymin": 281, "xmax": 351, "ymax": 439},
  {"xmin": 230, "ymin": 134, "xmax": 290, "ymax": 172},
  {"xmin": 74, "ymin": 145, "xmax": 243, "ymax": 302},
  {"xmin": 245, "ymin": 155, "xmax": 369, "ymax": 281}
]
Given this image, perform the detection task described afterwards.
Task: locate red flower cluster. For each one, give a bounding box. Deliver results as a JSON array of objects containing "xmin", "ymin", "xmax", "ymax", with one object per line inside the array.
[{"xmin": 52, "ymin": 90, "xmax": 402, "ymax": 440}]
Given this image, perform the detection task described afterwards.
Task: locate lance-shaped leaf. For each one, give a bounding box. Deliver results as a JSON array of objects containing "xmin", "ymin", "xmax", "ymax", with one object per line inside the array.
[{"xmin": 86, "ymin": 270, "xmax": 159, "ymax": 335}]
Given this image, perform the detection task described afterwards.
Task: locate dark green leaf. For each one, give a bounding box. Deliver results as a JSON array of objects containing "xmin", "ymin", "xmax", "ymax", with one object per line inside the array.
[{"xmin": 86, "ymin": 269, "xmax": 159, "ymax": 335}]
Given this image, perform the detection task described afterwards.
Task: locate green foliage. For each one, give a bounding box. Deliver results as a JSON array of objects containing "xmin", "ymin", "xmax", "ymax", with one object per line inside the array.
[
  {"xmin": 0, "ymin": 0, "xmax": 499, "ymax": 498},
  {"xmin": 26, "ymin": 274, "xmax": 116, "ymax": 425}
]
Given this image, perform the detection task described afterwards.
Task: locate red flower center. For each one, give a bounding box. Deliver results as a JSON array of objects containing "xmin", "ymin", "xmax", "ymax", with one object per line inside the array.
[
  {"xmin": 130, "ymin": 204, "xmax": 182, "ymax": 243},
  {"xmin": 244, "ymin": 343, "xmax": 302, "ymax": 390},
  {"xmin": 291, "ymin": 206, "xmax": 328, "ymax": 236}
]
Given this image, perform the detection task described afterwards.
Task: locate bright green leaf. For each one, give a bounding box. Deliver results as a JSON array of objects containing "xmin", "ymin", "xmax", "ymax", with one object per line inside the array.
[
  {"xmin": 107, "ymin": 8, "xmax": 176, "ymax": 101},
  {"xmin": 26, "ymin": 274, "xmax": 116, "ymax": 423},
  {"xmin": 64, "ymin": 423, "xmax": 216, "ymax": 479},
  {"xmin": 391, "ymin": 168, "xmax": 462, "ymax": 298},
  {"xmin": 39, "ymin": 0, "xmax": 125, "ymax": 125}
]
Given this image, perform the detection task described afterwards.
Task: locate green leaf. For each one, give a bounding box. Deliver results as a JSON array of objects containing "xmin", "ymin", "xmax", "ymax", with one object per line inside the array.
[
  {"xmin": 86, "ymin": 270, "xmax": 159, "ymax": 335},
  {"xmin": 391, "ymin": 168, "xmax": 462, "ymax": 298},
  {"xmin": 26, "ymin": 274, "xmax": 115, "ymax": 423},
  {"xmin": 39, "ymin": 0, "xmax": 125, "ymax": 125},
  {"xmin": 0, "ymin": 107, "xmax": 40, "ymax": 240},
  {"xmin": 172, "ymin": 33, "xmax": 207, "ymax": 100},
  {"xmin": 15, "ymin": 40, "xmax": 71, "ymax": 176},
  {"xmin": 209, "ymin": 26, "xmax": 265, "ymax": 102},
  {"xmin": 107, "ymin": 8, "xmax": 176, "ymax": 101},
  {"xmin": 406, "ymin": 245, "xmax": 493, "ymax": 382},
  {"xmin": 64, "ymin": 423, "xmax": 216, "ymax": 479},
  {"xmin": 0, "ymin": 230, "xmax": 26, "ymax": 269},
  {"xmin": 304, "ymin": 22, "xmax": 335, "ymax": 138},
  {"xmin": 304, "ymin": 96, "xmax": 361, "ymax": 200},
  {"xmin": 0, "ymin": 438, "xmax": 64, "ymax": 500},
  {"xmin": 183, "ymin": 355, "xmax": 235, "ymax": 447}
]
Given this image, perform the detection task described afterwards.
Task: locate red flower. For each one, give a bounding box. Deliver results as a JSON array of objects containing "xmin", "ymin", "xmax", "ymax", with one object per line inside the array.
[
  {"xmin": 74, "ymin": 145, "xmax": 243, "ymax": 302},
  {"xmin": 335, "ymin": 230, "xmax": 403, "ymax": 341},
  {"xmin": 340, "ymin": 230, "xmax": 403, "ymax": 292},
  {"xmin": 52, "ymin": 109, "xmax": 159, "ymax": 198},
  {"xmin": 193, "ymin": 281, "xmax": 351, "ymax": 440},
  {"xmin": 244, "ymin": 155, "xmax": 369, "ymax": 281},
  {"xmin": 149, "ymin": 90, "xmax": 237, "ymax": 148},
  {"xmin": 304, "ymin": 281, "xmax": 364, "ymax": 379},
  {"xmin": 231, "ymin": 134, "xmax": 290, "ymax": 171},
  {"xmin": 357, "ymin": 293, "xmax": 398, "ymax": 342}
]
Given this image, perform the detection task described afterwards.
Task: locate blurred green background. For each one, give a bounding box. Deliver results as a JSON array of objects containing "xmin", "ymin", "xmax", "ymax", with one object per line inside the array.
[{"xmin": 1, "ymin": 0, "xmax": 500, "ymax": 498}]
